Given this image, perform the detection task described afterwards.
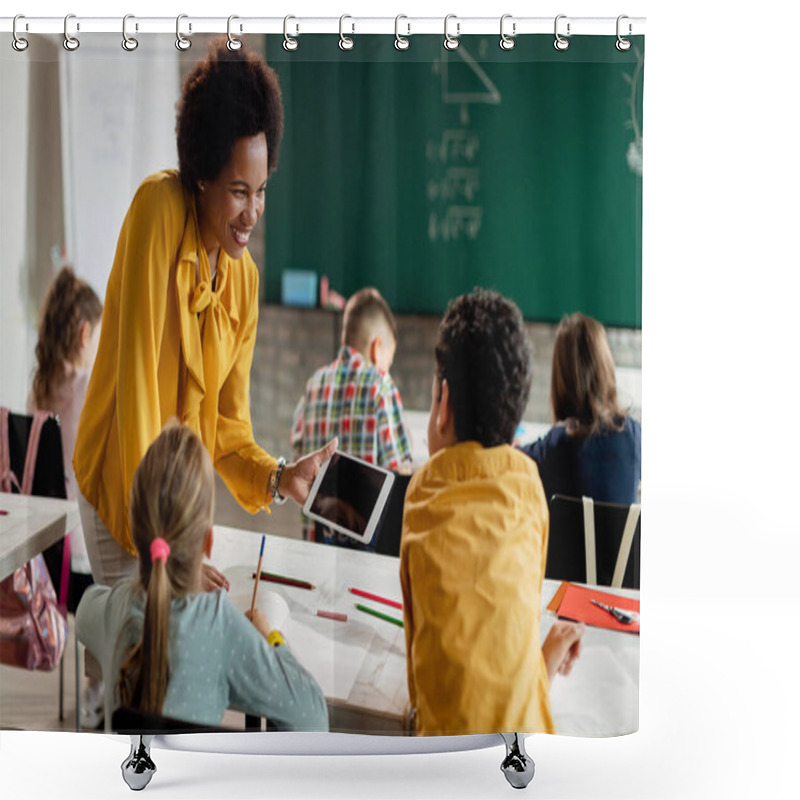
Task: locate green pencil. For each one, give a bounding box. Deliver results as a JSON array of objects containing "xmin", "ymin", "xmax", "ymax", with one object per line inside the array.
[{"xmin": 355, "ymin": 603, "xmax": 404, "ymax": 627}]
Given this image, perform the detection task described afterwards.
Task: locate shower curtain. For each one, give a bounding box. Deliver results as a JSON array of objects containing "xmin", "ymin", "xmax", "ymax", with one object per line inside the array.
[{"xmin": 0, "ymin": 24, "xmax": 642, "ymax": 743}]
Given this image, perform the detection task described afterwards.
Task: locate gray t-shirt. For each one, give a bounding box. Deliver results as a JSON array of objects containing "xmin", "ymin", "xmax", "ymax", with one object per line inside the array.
[{"xmin": 76, "ymin": 581, "xmax": 329, "ymax": 732}]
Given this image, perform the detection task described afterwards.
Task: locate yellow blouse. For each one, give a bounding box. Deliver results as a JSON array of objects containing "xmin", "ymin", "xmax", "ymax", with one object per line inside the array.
[
  {"xmin": 400, "ymin": 441, "xmax": 554, "ymax": 736},
  {"xmin": 73, "ymin": 170, "xmax": 277, "ymax": 555}
]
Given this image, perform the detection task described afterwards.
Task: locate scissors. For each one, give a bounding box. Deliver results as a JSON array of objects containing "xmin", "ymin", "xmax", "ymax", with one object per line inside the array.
[{"xmin": 590, "ymin": 599, "xmax": 639, "ymax": 625}]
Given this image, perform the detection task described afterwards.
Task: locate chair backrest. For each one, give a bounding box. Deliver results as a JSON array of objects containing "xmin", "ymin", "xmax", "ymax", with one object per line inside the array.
[
  {"xmin": 547, "ymin": 494, "xmax": 641, "ymax": 589},
  {"xmin": 4, "ymin": 410, "xmax": 67, "ymax": 500},
  {"xmin": 374, "ymin": 472, "xmax": 412, "ymax": 557}
]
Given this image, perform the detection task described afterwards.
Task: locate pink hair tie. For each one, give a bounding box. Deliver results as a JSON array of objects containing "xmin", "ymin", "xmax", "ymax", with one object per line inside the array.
[{"xmin": 150, "ymin": 537, "xmax": 171, "ymax": 564}]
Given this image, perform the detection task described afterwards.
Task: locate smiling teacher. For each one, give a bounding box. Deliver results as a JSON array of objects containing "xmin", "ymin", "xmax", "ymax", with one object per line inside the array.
[{"xmin": 73, "ymin": 38, "xmax": 336, "ymax": 589}]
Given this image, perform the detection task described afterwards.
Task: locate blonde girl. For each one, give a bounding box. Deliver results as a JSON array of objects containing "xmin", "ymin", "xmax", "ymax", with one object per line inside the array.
[{"xmin": 76, "ymin": 422, "xmax": 328, "ymax": 731}]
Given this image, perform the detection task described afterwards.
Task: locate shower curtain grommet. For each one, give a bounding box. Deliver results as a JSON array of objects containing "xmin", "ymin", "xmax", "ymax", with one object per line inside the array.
[
  {"xmin": 500, "ymin": 14, "xmax": 516, "ymax": 51},
  {"xmin": 12, "ymin": 15, "xmax": 29, "ymax": 52},
  {"xmin": 63, "ymin": 14, "xmax": 80, "ymax": 52},
  {"xmin": 175, "ymin": 14, "xmax": 191, "ymax": 51}
]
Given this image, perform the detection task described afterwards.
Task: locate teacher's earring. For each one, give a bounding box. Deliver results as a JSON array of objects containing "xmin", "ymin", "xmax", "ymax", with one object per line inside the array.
[{"xmin": 198, "ymin": 182, "xmax": 206, "ymax": 192}]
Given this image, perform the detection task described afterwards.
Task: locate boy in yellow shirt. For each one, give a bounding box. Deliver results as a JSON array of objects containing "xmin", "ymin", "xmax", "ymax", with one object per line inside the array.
[{"xmin": 400, "ymin": 289, "xmax": 584, "ymax": 736}]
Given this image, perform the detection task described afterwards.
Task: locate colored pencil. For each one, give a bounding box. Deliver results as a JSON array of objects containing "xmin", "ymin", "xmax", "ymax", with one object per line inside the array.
[
  {"xmin": 249, "ymin": 535, "xmax": 266, "ymax": 616},
  {"xmin": 252, "ymin": 571, "xmax": 315, "ymax": 591},
  {"xmin": 355, "ymin": 603, "xmax": 404, "ymax": 627},
  {"xmin": 349, "ymin": 587, "xmax": 402, "ymax": 610},
  {"xmin": 316, "ymin": 609, "xmax": 348, "ymax": 622}
]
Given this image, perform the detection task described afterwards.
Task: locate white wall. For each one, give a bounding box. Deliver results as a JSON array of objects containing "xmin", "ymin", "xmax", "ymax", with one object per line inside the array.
[
  {"xmin": 0, "ymin": 50, "xmax": 33, "ymax": 411},
  {"xmin": 60, "ymin": 36, "xmax": 179, "ymax": 299},
  {"xmin": 0, "ymin": 35, "xmax": 178, "ymax": 412}
]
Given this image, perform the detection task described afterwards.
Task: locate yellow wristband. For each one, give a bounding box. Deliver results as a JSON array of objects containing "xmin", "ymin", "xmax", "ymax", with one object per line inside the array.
[{"xmin": 266, "ymin": 630, "xmax": 285, "ymax": 647}]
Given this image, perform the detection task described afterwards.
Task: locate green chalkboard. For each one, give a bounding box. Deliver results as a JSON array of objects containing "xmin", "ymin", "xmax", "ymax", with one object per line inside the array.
[{"xmin": 264, "ymin": 35, "xmax": 643, "ymax": 328}]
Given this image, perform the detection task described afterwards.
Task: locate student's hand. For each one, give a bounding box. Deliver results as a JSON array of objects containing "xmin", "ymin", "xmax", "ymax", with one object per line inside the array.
[
  {"xmin": 278, "ymin": 438, "xmax": 338, "ymax": 506},
  {"xmin": 201, "ymin": 563, "xmax": 230, "ymax": 593},
  {"xmin": 542, "ymin": 621, "xmax": 586, "ymax": 684},
  {"xmin": 245, "ymin": 607, "xmax": 272, "ymax": 640}
]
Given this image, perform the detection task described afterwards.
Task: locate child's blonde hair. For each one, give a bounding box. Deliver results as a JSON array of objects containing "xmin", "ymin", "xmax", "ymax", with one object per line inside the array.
[
  {"xmin": 118, "ymin": 421, "xmax": 215, "ymax": 714},
  {"xmin": 341, "ymin": 287, "xmax": 397, "ymax": 355}
]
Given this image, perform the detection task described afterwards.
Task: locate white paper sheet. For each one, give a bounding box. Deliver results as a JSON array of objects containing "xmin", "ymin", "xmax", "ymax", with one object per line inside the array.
[{"xmin": 548, "ymin": 643, "xmax": 639, "ymax": 737}]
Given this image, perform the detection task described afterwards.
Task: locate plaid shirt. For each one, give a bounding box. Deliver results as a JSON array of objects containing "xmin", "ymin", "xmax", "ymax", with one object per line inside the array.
[
  {"xmin": 291, "ymin": 346, "xmax": 412, "ymax": 546},
  {"xmin": 291, "ymin": 346, "xmax": 412, "ymax": 469}
]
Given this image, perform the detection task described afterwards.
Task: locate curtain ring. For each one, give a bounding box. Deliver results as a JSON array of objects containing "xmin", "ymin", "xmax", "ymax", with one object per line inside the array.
[
  {"xmin": 63, "ymin": 13, "xmax": 80, "ymax": 51},
  {"xmin": 394, "ymin": 15, "xmax": 410, "ymax": 51},
  {"xmin": 499, "ymin": 14, "xmax": 516, "ymax": 51},
  {"xmin": 443, "ymin": 14, "xmax": 460, "ymax": 51},
  {"xmin": 227, "ymin": 15, "xmax": 242, "ymax": 51},
  {"xmin": 553, "ymin": 14, "xmax": 570, "ymax": 51},
  {"xmin": 339, "ymin": 15, "xmax": 355, "ymax": 51},
  {"xmin": 175, "ymin": 14, "xmax": 191, "ymax": 51},
  {"xmin": 616, "ymin": 15, "xmax": 632, "ymax": 51},
  {"xmin": 283, "ymin": 15, "xmax": 299, "ymax": 51},
  {"xmin": 12, "ymin": 15, "xmax": 29, "ymax": 52},
  {"xmin": 122, "ymin": 14, "xmax": 138, "ymax": 51}
]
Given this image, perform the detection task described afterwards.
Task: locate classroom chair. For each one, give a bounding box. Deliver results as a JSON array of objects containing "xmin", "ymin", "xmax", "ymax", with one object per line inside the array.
[
  {"xmin": 546, "ymin": 495, "xmax": 641, "ymax": 589},
  {"xmin": 373, "ymin": 472, "xmax": 412, "ymax": 557}
]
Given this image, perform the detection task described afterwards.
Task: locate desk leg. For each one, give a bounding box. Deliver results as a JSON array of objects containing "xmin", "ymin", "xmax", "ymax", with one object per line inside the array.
[
  {"xmin": 121, "ymin": 735, "xmax": 156, "ymax": 791},
  {"xmin": 499, "ymin": 733, "xmax": 535, "ymax": 789}
]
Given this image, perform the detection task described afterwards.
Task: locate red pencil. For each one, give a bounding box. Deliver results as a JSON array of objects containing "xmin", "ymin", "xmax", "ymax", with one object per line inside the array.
[
  {"xmin": 349, "ymin": 587, "xmax": 402, "ymax": 610},
  {"xmin": 253, "ymin": 571, "xmax": 315, "ymax": 591}
]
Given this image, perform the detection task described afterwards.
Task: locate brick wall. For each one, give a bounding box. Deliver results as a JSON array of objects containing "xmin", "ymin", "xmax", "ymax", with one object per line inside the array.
[{"xmin": 250, "ymin": 305, "xmax": 642, "ymax": 459}]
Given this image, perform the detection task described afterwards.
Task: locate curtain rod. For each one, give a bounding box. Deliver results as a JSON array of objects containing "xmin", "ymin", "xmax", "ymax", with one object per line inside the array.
[{"xmin": 1, "ymin": 15, "xmax": 646, "ymax": 38}]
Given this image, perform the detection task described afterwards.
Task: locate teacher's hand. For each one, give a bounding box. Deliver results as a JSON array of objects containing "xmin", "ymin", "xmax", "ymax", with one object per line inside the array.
[{"xmin": 279, "ymin": 438, "xmax": 338, "ymax": 506}]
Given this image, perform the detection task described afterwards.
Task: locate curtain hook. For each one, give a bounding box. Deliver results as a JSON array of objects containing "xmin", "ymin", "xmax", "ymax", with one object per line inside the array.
[
  {"xmin": 444, "ymin": 14, "xmax": 460, "ymax": 51},
  {"xmin": 554, "ymin": 14, "xmax": 570, "ymax": 51},
  {"xmin": 63, "ymin": 13, "xmax": 80, "ymax": 51},
  {"xmin": 12, "ymin": 15, "xmax": 29, "ymax": 52},
  {"xmin": 176, "ymin": 14, "xmax": 191, "ymax": 51},
  {"xmin": 227, "ymin": 15, "xmax": 242, "ymax": 51},
  {"xmin": 616, "ymin": 15, "xmax": 632, "ymax": 51},
  {"xmin": 283, "ymin": 15, "xmax": 299, "ymax": 51},
  {"xmin": 500, "ymin": 14, "xmax": 516, "ymax": 51},
  {"xmin": 395, "ymin": 15, "xmax": 410, "ymax": 51},
  {"xmin": 339, "ymin": 15, "xmax": 355, "ymax": 51},
  {"xmin": 122, "ymin": 14, "xmax": 139, "ymax": 51}
]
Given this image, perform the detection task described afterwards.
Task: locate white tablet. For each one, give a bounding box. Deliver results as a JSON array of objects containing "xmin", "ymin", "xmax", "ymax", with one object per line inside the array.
[{"xmin": 303, "ymin": 451, "xmax": 396, "ymax": 545}]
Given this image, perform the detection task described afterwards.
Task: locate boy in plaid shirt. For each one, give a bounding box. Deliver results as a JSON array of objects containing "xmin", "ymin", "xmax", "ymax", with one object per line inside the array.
[{"xmin": 291, "ymin": 288, "xmax": 412, "ymax": 547}]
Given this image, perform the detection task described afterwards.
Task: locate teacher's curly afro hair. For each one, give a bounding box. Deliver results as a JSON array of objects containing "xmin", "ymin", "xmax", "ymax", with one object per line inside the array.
[{"xmin": 176, "ymin": 37, "xmax": 284, "ymax": 195}]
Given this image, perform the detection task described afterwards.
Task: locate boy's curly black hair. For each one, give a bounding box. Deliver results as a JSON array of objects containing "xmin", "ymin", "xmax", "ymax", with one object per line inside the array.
[
  {"xmin": 434, "ymin": 288, "xmax": 532, "ymax": 447},
  {"xmin": 176, "ymin": 37, "xmax": 284, "ymax": 194}
]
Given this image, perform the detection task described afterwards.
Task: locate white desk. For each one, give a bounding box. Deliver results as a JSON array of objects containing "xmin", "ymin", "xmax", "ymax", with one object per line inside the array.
[
  {"xmin": 0, "ymin": 492, "xmax": 79, "ymax": 582},
  {"xmin": 403, "ymin": 410, "xmax": 552, "ymax": 468},
  {"xmin": 211, "ymin": 525, "xmax": 639, "ymax": 738}
]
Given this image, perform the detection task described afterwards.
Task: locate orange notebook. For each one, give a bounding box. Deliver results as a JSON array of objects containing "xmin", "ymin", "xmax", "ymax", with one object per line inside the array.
[{"xmin": 547, "ymin": 581, "xmax": 640, "ymax": 634}]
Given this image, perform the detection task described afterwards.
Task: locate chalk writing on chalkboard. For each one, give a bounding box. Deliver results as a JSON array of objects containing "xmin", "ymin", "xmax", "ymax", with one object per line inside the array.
[{"xmin": 426, "ymin": 46, "xmax": 499, "ymax": 243}]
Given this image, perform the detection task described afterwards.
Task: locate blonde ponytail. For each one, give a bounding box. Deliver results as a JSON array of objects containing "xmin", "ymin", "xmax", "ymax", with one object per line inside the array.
[{"xmin": 118, "ymin": 421, "xmax": 214, "ymax": 714}]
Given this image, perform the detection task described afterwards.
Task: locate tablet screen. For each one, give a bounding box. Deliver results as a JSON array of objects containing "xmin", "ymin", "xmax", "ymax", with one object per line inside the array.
[{"xmin": 306, "ymin": 452, "xmax": 393, "ymax": 541}]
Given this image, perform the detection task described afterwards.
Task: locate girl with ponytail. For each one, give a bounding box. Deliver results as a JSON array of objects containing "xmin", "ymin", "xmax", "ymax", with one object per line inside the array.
[
  {"xmin": 76, "ymin": 422, "xmax": 328, "ymax": 731},
  {"xmin": 28, "ymin": 265, "xmax": 104, "ymax": 726}
]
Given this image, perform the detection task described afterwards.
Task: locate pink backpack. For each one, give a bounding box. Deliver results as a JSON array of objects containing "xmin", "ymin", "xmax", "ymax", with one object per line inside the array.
[{"xmin": 0, "ymin": 407, "xmax": 69, "ymax": 671}]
